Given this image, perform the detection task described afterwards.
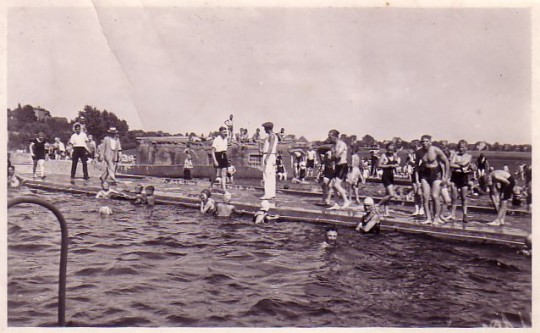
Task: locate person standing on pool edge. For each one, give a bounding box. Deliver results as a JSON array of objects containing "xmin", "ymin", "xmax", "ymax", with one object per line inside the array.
[
  {"xmin": 328, "ymin": 129, "xmax": 351, "ymax": 209},
  {"xmin": 100, "ymin": 127, "xmax": 122, "ymax": 185},
  {"xmin": 415, "ymin": 134, "xmax": 450, "ymax": 225},
  {"xmin": 69, "ymin": 123, "xmax": 90, "ymax": 180},
  {"xmin": 211, "ymin": 126, "xmax": 229, "ymax": 192},
  {"xmin": 29, "ymin": 131, "xmax": 47, "ymax": 179},
  {"xmin": 260, "ymin": 122, "xmax": 278, "ymax": 200}
]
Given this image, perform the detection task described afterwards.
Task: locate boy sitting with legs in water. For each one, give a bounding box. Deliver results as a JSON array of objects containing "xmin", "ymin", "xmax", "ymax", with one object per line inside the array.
[{"xmin": 253, "ymin": 200, "xmax": 279, "ymax": 223}]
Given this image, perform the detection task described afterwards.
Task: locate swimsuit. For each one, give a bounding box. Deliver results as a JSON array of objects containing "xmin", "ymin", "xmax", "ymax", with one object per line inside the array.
[
  {"xmin": 419, "ymin": 165, "xmax": 443, "ymax": 185},
  {"xmin": 500, "ymin": 175, "xmax": 516, "ymax": 201}
]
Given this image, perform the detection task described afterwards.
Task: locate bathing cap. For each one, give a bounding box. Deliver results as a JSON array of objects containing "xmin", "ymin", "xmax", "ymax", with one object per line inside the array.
[
  {"xmin": 99, "ymin": 206, "xmax": 113, "ymax": 215},
  {"xmin": 223, "ymin": 192, "xmax": 232, "ymax": 202},
  {"xmin": 363, "ymin": 197, "xmax": 375, "ymax": 206},
  {"xmin": 260, "ymin": 200, "xmax": 271, "ymax": 211}
]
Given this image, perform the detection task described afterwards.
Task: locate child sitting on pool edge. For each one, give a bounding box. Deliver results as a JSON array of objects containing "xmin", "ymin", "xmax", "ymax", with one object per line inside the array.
[
  {"xmin": 214, "ymin": 191, "xmax": 237, "ymax": 217},
  {"xmin": 200, "ymin": 189, "xmax": 216, "ymax": 214},
  {"xmin": 253, "ymin": 200, "xmax": 280, "ymax": 224}
]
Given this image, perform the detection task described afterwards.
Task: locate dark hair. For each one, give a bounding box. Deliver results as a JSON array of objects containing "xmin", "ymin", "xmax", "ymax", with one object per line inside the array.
[
  {"xmin": 328, "ymin": 129, "xmax": 340, "ymax": 138},
  {"xmin": 146, "ymin": 185, "xmax": 155, "ymax": 192},
  {"xmin": 325, "ymin": 226, "xmax": 337, "ymax": 233},
  {"xmin": 201, "ymin": 189, "xmax": 212, "ymax": 198},
  {"xmin": 421, "ymin": 134, "xmax": 432, "ymax": 141},
  {"xmin": 219, "ymin": 126, "xmax": 227, "ymax": 132}
]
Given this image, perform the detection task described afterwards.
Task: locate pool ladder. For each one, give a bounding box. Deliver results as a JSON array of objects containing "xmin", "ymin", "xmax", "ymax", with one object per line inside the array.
[{"xmin": 8, "ymin": 196, "xmax": 68, "ymax": 326}]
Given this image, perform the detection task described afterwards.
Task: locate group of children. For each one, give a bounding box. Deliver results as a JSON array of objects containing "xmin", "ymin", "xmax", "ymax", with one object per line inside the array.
[
  {"xmin": 199, "ymin": 187, "xmax": 381, "ymax": 233},
  {"xmin": 96, "ymin": 181, "xmax": 156, "ymax": 206},
  {"xmin": 199, "ymin": 189, "xmax": 277, "ymax": 223}
]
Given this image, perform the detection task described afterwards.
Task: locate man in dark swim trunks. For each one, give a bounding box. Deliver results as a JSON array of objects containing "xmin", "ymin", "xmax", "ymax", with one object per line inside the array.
[
  {"xmin": 376, "ymin": 143, "xmax": 400, "ymax": 216},
  {"xmin": 211, "ymin": 126, "xmax": 229, "ymax": 192},
  {"xmin": 415, "ymin": 135, "xmax": 450, "ymax": 225},
  {"xmin": 328, "ymin": 129, "xmax": 351, "ymax": 209},
  {"xmin": 485, "ymin": 169, "xmax": 516, "ymax": 226}
]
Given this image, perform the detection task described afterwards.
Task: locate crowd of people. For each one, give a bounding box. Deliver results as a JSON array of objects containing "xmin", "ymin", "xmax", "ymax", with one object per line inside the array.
[
  {"xmin": 18, "ymin": 116, "xmax": 127, "ymax": 185},
  {"xmin": 204, "ymin": 115, "xmax": 532, "ymax": 229},
  {"xmin": 10, "ymin": 113, "xmax": 532, "ymax": 235}
]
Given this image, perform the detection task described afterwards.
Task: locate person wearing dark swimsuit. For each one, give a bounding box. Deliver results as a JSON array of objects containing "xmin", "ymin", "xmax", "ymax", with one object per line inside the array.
[
  {"xmin": 375, "ymin": 143, "xmax": 400, "ymax": 217},
  {"xmin": 414, "ymin": 135, "xmax": 450, "ymax": 225}
]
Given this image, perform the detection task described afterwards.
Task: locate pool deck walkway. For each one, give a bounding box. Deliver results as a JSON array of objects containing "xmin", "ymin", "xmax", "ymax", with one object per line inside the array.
[{"xmin": 14, "ymin": 172, "xmax": 531, "ymax": 247}]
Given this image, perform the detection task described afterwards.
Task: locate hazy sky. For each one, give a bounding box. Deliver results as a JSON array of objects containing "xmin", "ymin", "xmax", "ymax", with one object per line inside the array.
[{"xmin": 7, "ymin": 4, "xmax": 532, "ymax": 144}]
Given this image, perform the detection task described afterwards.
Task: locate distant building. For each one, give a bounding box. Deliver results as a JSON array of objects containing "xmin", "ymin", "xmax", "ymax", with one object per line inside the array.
[{"xmin": 34, "ymin": 107, "xmax": 52, "ymax": 122}]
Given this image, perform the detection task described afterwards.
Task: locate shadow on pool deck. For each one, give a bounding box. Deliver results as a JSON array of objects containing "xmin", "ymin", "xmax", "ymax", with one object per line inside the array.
[{"xmin": 14, "ymin": 172, "xmax": 531, "ymax": 247}]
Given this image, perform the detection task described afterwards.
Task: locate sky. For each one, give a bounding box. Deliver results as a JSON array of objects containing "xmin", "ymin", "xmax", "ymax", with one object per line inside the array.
[{"xmin": 6, "ymin": 3, "xmax": 533, "ymax": 144}]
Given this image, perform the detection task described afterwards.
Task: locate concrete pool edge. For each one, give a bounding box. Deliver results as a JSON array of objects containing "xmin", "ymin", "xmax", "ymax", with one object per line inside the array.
[{"xmin": 14, "ymin": 178, "xmax": 529, "ymax": 249}]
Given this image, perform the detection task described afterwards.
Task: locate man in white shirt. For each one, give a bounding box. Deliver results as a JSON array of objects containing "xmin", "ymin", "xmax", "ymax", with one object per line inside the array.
[
  {"xmin": 211, "ymin": 126, "xmax": 229, "ymax": 191},
  {"xmin": 70, "ymin": 123, "xmax": 90, "ymax": 179}
]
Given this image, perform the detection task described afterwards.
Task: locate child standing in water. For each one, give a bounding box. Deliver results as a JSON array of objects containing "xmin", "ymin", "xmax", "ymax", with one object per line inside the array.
[
  {"xmin": 96, "ymin": 181, "xmax": 121, "ymax": 199},
  {"xmin": 144, "ymin": 186, "xmax": 156, "ymax": 206},
  {"xmin": 8, "ymin": 165, "xmax": 25, "ymax": 188},
  {"xmin": 133, "ymin": 184, "xmax": 146, "ymax": 204},
  {"xmin": 215, "ymin": 192, "xmax": 237, "ymax": 217},
  {"xmin": 200, "ymin": 189, "xmax": 216, "ymax": 214}
]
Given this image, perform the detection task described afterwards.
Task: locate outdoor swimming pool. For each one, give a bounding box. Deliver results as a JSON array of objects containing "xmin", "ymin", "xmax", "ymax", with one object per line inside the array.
[{"xmin": 7, "ymin": 188, "xmax": 531, "ymax": 327}]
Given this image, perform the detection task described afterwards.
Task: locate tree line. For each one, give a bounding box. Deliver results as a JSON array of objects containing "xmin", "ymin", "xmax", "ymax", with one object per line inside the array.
[{"xmin": 7, "ymin": 104, "xmax": 531, "ymax": 153}]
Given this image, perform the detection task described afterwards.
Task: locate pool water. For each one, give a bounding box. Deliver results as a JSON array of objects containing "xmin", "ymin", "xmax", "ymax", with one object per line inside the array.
[{"xmin": 7, "ymin": 189, "xmax": 531, "ymax": 327}]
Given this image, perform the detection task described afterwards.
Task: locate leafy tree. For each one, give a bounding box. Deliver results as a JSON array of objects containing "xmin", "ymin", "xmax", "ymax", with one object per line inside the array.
[{"xmin": 13, "ymin": 104, "xmax": 37, "ymax": 122}]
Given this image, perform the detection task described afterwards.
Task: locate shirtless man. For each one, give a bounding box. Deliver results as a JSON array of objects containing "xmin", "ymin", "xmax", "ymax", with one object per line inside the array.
[
  {"xmin": 328, "ymin": 129, "xmax": 351, "ymax": 209},
  {"xmin": 448, "ymin": 140, "xmax": 472, "ymax": 222},
  {"xmin": 306, "ymin": 146, "xmax": 317, "ymax": 177},
  {"xmin": 485, "ymin": 169, "xmax": 516, "ymax": 226},
  {"xmin": 415, "ymin": 135, "xmax": 450, "ymax": 225}
]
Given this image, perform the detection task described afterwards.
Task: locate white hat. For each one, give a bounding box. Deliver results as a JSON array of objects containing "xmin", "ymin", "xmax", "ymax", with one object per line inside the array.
[
  {"xmin": 363, "ymin": 197, "xmax": 375, "ymax": 206},
  {"xmin": 260, "ymin": 200, "xmax": 271, "ymax": 211}
]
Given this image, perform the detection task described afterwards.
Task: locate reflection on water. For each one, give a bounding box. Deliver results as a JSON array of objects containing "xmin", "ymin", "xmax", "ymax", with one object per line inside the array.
[{"xmin": 7, "ymin": 189, "xmax": 531, "ymax": 327}]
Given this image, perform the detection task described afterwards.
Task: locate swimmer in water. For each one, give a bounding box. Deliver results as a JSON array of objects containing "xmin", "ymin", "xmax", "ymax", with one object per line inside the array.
[
  {"xmin": 356, "ymin": 197, "xmax": 381, "ymax": 233},
  {"xmin": 144, "ymin": 186, "xmax": 156, "ymax": 206},
  {"xmin": 321, "ymin": 227, "xmax": 338, "ymax": 249},
  {"xmin": 8, "ymin": 165, "xmax": 25, "ymax": 188},
  {"xmin": 99, "ymin": 206, "xmax": 113, "ymax": 215},
  {"xmin": 96, "ymin": 181, "xmax": 121, "ymax": 199},
  {"xmin": 215, "ymin": 192, "xmax": 236, "ymax": 217},
  {"xmin": 414, "ymin": 135, "xmax": 450, "ymax": 225},
  {"xmin": 200, "ymin": 189, "xmax": 216, "ymax": 214},
  {"xmin": 253, "ymin": 200, "xmax": 279, "ymax": 224},
  {"xmin": 133, "ymin": 184, "xmax": 146, "ymax": 204}
]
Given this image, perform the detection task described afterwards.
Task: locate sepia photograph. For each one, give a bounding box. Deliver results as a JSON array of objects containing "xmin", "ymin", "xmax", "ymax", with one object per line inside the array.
[{"xmin": 3, "ymin": 0, "xmax": 537, "ymax": 329}]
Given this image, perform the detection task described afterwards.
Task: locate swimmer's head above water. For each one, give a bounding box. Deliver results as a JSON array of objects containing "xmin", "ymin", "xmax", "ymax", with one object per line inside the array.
[{"xmin": 325, "ymin": 227, "xmax": 338, "ymax": 245}]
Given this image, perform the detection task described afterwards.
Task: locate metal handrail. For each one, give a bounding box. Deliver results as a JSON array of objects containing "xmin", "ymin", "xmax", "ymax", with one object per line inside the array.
[{"xmin": 8, "ymin": 196, "xmax": 68, "ymax": 326}]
